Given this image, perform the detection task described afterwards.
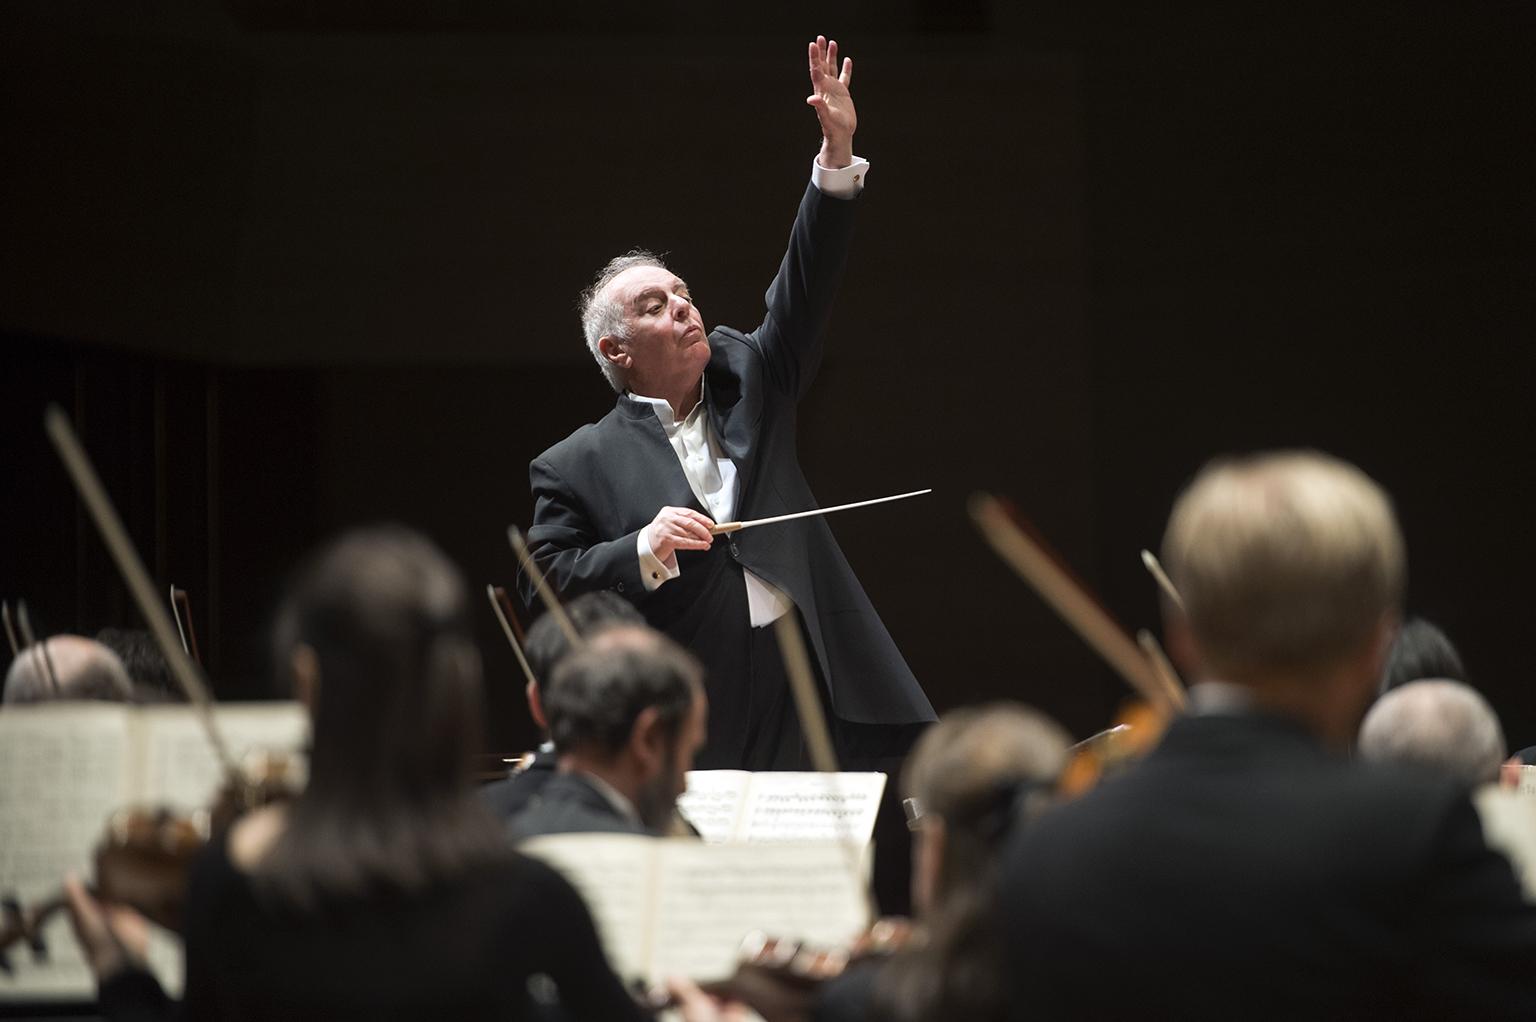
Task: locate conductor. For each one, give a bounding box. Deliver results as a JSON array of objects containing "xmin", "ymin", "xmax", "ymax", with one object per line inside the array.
[{"xmin": 524, "ymin": 36, "xmax": 934, "ymax": 771}]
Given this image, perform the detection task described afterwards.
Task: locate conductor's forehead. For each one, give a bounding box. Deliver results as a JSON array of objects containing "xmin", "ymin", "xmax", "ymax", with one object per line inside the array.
[{"xmin": 607, "ymin": 265, "xmax": 688, "ymax": 302}]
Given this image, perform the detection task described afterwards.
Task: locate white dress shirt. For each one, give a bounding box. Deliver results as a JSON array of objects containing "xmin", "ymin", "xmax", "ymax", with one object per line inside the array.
[{"xmin": 632, "ymin": 154, "xmax": 868, "ymax": 627}]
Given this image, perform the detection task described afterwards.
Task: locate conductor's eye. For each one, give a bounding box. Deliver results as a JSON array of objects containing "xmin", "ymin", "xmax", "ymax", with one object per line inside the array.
[{"xmin": 646, "ymin": 303, "xmax": 663, "ymax": 315}]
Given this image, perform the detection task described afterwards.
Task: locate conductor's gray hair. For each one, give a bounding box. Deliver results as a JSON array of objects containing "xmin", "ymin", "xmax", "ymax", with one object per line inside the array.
[
  {"xmin": 1358, "ymin": 679, "xmax": 1507, "ymax": 787},
  {"xmin": 579, "ymin": 250, "xmax": 668, "ymax": 393},
  {"xmin": 3, "ymin": 635, "xmax": 134, "ymax": 705}
]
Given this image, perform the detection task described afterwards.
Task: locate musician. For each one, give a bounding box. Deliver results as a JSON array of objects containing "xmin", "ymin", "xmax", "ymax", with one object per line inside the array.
[
  {"xmin": 65, "ymin": 527, "xmax": 649, "ymax": 1021},
  {"xmin": 480, "ymin": 591, "xmax": 643, "ymax": 822},
  {"xmin": 507, "ymin": 624, "xmax": 705, "ymax": 840},
  {"xmin": 1358, "ymin": 678, "xmax": 1506, "ymax": 787},
  {"xmin": 3, "ymin": 635, "xmax": 133, "ymax": 704},
  {"xmin": 998, "ymin": 452, "xmax": 1536, "ymax": 1020},
  {"xmin": 814, "ymin": 704, "xmax": 1071, "ymax": 1022},
  {"xmin": 522, "ymin": 35, "xmax": 934, "ymax": 773},
  {"xmin": 1378, "ymin": 616, "xmax": 1467, "ymax": 695},
  {"xmin": 96, "ymin": 627, "xmax": 184, "ymax": 704}
]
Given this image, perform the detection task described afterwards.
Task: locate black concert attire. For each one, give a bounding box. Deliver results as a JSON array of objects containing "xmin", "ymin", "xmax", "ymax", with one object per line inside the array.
[
  {"xmin": 522, "ymin": 174, "xmax": 934, "ymax": 775},
  {"xmin": 94, "ymin": 826, "xmax": 645, "ymax": 1022},
  {"xmin": 506, "ymin": 771, "xmax": 650, "ymax": 842},
  {"xmin": 479, "ymin": 743, "xmax": 558, "ymax": 822},
  {"xmin": 999, "ymin": 710, "xmax": 1536, "ymax": 1021}
]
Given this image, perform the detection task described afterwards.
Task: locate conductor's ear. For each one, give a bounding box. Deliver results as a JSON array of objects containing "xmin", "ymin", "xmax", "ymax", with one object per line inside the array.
[{"xmin": 597, "ymin": 335, "xmax": 631, "ymax": 370}]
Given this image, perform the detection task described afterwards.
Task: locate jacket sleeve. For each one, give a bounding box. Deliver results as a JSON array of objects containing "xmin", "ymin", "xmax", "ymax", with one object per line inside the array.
[
  {"xmin": 1409, "ymin": 794, "xmax": 1536, "ymax": 1019},
  {"xmin": 520, "ymin": 455, "xmax": 646, "ymax": 607},
  {"xmin": 744, "ymin": 182, "xmax": 860, "ymax": 402},
  {"xmin": 96, "ymin": 967, "xmax": 176, "ymax": 1022}
]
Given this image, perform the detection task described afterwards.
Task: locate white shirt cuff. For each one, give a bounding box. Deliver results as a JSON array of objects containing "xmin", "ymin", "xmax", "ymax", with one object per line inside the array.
[
  {"xmin": 637, "ymin": 529, "xmax": 680, "ymax": 592},
  {"xmin": 811, "ymin": 155, "xmax": 869, "ymax": 199}
]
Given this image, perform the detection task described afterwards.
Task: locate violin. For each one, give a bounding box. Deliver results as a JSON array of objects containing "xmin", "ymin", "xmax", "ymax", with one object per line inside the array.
[
  {"xmin": 0, "ymin": 751, "xmax": 297, "ymax": 965},
  {"xmin": 647, "ymin": 919, "xmax": 919, "ymax": 1020}
]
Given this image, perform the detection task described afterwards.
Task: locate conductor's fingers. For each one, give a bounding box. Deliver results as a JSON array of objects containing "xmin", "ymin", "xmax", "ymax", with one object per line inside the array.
[{"xmin": 677, "ymin": 507, "xmax": 717, "ymax": 530}]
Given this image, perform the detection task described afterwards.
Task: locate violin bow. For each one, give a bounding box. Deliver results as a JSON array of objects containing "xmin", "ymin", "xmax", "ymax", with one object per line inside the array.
[
  {"xmin": 485, "ymin": 584, "xmax": 539, "ymax": 691},
  {"xmin": 44, "ymin": 405, "xmax": 241, "ymax": 784},
  {"xmin": 1139, "ymin": 549, "xmax": 1186, "ymax": 612},
  {"xmin": 169, "ymin": 586, "xmax": 203, "ymax": 666},
  {"xmin": 15, "ymin": 601, "xmax": 62, "ymax": 697},
  {"xmin": 1135, "ymin": 629, "xmax": 1187, "ymax": 713},
  {"xmin": 968, "ymin": 493, "xmax": 1183, "ymax": 716},
  {"xmin": 1, "ymin": 601, "xmax": 19, "ymax": 658},
  {"xmin": 772, "ymin": 611, "xmax": 880, "ymax": 924},
  {"xmin": 506, "ymin": 527, "xmax": 581, "ymax": 648}
]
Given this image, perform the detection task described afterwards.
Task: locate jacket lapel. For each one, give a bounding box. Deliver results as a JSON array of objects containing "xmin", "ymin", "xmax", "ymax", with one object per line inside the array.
[{"xmin": 614, "ymin": 395, "xmax": 711, "ymax": 517}]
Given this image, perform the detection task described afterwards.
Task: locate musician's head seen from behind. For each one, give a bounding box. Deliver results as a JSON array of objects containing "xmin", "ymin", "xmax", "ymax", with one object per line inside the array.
[
  {"xmin": 871, "ymin": 703, "xmax": 1071, "ymax": 1022},
  {"xmin": 521, "ymin": 590, "xmax": 644, "ymax": 732},
  {"xmin": 3, "ymin": 635, "xmax": 133, "ymax": 705},
  {"xmin": 262, "ymin": 525, "xmax": 505, "ymax": 908},
  {"xmin": 1358, "ymin": 679, "xmax": 1506, "ymax": 788},
  {"xmin": 1161, "ymin": 450, "xmax": 1405, "ymax": 748},
  {"xmin": 542, "ymin": 624, "xmax": 706, "ymax": 832}
]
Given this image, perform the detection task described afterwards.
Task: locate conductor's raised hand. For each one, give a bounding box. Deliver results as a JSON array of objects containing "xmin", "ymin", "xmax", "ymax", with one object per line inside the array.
[
  {"xmin": 806, "ymin": 35, "xmax": 856, "ymax": 169},
  {"xmin": 647, "ymin": 506, "xmax": 715, "ymax": 565}
]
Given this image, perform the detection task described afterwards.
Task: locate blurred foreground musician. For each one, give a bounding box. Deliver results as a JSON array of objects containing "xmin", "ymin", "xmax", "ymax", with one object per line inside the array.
[
  {"xmin": 522, "ymin": 36, "xmax": 934, "ymax": 772},
  {"xmin": 1000, "ymin": 452, "xmax": 1536, "ymax": 1020},
  {"xmin": 66, "ymin": 527, "xmax": 647, "ymax": 1021}
]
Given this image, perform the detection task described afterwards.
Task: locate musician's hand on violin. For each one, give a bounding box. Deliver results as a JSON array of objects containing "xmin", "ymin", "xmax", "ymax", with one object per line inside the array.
[
  {"xmin": 63, "ymin": 873, "xmax": 149, "ymax": 981},
  {"xmin": 646, "ymin": 506, "xmax": 716, "ymax": 564},
  {"xmin": 665, "ymin": 977, "xmax": 753, "ymax": 1022}
]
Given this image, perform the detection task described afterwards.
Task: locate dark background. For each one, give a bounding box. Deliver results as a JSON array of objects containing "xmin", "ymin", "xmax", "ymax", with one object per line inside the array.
[{"xmin": 3, "ymin": 1, "xmax": 1532, "ymax": 755}]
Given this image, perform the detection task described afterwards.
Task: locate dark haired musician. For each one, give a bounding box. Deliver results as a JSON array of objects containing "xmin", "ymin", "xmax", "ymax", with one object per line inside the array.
[{"xmin": 65, "ymin": 527, "xmax": 650, "ymax": 1021}]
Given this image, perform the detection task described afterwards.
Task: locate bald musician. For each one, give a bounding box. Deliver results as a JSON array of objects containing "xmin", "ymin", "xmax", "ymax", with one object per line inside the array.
[
  {"xmin": 999, "ymin": 452, "xmax": 1536, "ymax": 1020},
  {"xmin": 522, "ymin": 36, "xmax": 933, "ymax": 772},
  {"xmin": 3, "ymin": 635, "xmax": 133, "ymax": 704}
]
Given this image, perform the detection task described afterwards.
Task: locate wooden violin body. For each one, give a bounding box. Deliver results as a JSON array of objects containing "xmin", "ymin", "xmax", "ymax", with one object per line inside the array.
[{"xmin": 0, "ymin": 752, "xmax": 297, "ymax": 965}]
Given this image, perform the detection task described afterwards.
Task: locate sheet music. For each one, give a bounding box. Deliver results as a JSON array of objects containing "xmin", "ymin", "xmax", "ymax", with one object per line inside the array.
[
  {"xmin": 0, "ymin": 702, "xmax": 306, "ymax": 1000},
  {"xmin": 676, "ymin": 771, "xmax": 752, "ymax": 843},
  {"xmin": 133, "ymin": 703, "xmax": 309, "ymax": 810},
  {"xmin": 736, "ymin": 772, "xmax": 886, "ymax": 845},
  {"xmin": 678, "ymin": 771, "xmax": 886, "ymax": 845},
  {"xmin": 1516, "ymin": 765, "xmax": 1536, "ymax": 797},
  {"xmin": 648, "ymin": 841, "xmax": 869, "ymax": 982},
  {"xmin": 522, "ymin": 836, "xmax": 868, "ymax": 985},
  {"xmin": 520, "ymin": 834, "xmax": 655, "ymax": 981},
  {"xmin": 0, "ymin": 705, "xmax": 131, "ymax": 998}
]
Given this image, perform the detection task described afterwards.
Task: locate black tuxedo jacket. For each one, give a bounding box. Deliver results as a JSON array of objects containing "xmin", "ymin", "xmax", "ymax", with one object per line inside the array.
[
  {"xmin": 524, "ymin": 183, "xmax": 934, "ymax": 759},
  {"xmin": 478, "ymin": 748, "xmax": 556, "ymax": 822},
  {"xmin": 505, "ymin": 772, "xmax": 647, "ymax": 842},
  {"xmin": 999, "ymin": 712, "xmax": 1536, "ymax": 1021}
]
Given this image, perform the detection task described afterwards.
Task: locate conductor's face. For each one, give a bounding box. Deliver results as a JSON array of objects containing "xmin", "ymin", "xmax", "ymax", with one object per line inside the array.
[{"xmin": 598, "ymin": 265, "xmax": 710, "ymax": 398}]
